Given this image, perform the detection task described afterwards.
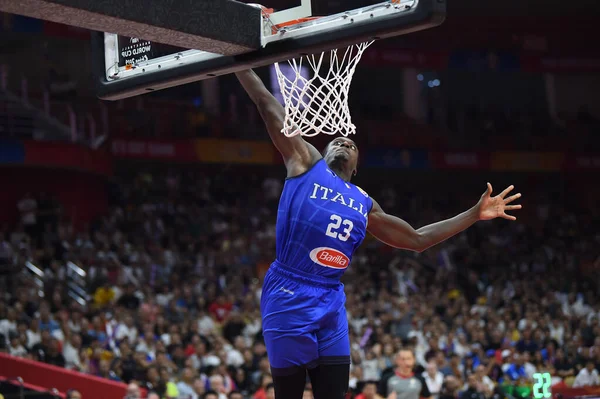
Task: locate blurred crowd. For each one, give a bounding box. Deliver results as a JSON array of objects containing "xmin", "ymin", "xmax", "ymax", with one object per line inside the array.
[{"xmin": 0, "ymin": 168, "xmax": 599, "ymax": 399}]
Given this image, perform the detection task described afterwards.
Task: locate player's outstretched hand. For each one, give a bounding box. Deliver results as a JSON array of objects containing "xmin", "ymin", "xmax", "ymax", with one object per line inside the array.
[{"xmin": 477, "ymin": 183, "xmax": 522, "ymax": 221}]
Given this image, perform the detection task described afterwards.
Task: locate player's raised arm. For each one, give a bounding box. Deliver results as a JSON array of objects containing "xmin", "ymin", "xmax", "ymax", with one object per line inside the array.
[
  {"xmin": 367, "ymin": 183, "xmax": 522, "ymax": 252},
  {"xmin": 235, "ymin": 69, "xmax": 321, "ymax": 177}
]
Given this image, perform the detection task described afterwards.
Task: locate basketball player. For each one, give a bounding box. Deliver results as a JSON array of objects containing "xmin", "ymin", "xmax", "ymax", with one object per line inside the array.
[{"xmin": 235, "ymin": 69, "xmax": 522, "ymax": 399}]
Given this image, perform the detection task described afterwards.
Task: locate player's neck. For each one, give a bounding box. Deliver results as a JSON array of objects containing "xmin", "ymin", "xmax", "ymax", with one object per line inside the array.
[{"xmin": 328, "ymin": 163, "xmax": 352, "ymax": 182}]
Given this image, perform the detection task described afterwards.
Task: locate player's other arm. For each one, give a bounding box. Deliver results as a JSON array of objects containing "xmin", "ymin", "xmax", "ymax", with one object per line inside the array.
[
  {"xmin": 235, "ymin": 69, "xmax": 320, "ymax": 176},
  {"xmin": 367, "ymin": 184, "xmax": 522, "ymax": 253}
]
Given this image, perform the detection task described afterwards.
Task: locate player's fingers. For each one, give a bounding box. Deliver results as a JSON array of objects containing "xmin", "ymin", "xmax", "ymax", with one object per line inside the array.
[
  {"xmin": 499, "ymin": 185, "xmax": 514, "ymax": 198},
  {"xmin": 504, "ymin": 193, "xmax": 521, "ymax": 204},
  {"xmin": 505, "ymin": 205, "xmax": 522, "ymax": 211},
  {"xmin": 486, "ymin": 182, "xmax": 493, "ymax": 196},
  {"xmin": 502, "ymin": 213, "xmax": 517, "ymax": 221}
]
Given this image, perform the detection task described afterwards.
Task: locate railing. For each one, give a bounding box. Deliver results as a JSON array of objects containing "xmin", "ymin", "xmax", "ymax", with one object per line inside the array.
[
  {"xmin": 24, "ymin": 261, "xmax": 45, "ymax": 299},
  {"xmin": 22, "ymin": 260, "xmax": 89, "ymax": 306},
  {"xmin": 0, "ymin": 64, "xmax": 91, "ymax": 144},
  {"xmin": 66, "ymin": 261, "xmax": 89, "ymax": 307}
]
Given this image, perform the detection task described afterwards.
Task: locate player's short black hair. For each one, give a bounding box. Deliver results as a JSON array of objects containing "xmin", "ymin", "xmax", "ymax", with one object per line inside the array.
[{"xmin": 203, "ymin": 391, "xmax": 219, "ymax": 399}]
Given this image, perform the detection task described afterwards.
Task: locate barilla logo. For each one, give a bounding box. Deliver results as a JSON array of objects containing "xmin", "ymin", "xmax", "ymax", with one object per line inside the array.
[{"xmin": 309, "ymin": 247, "xmax": 350, "ymax": 269}]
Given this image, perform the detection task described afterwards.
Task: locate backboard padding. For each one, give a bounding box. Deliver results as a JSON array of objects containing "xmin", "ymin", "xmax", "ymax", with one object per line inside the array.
[{"xmin": 93, "ymin": 0, "xmax": 446, "ymax": 100}]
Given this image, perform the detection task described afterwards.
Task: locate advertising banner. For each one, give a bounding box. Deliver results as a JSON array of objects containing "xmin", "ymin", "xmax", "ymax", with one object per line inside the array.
[
  {"xmin": 111, "ymin": 138, "xmax": 197, "ymax": 162},
  {"xmin": 24, "ymin": 141, "xmax": 112, "ymax": 176},
  {"xmin": 431, "ymin": 152, "xmax": 490, "ymax": 170},
  {"xmin": 490, "ymin": 152, "xmax": 565, "ymax": 172},
  {"xmin": 565, "ymin": 154, "xmax": 600, "ymax": 170},
  {"xmin": 195, "ymin": 139, "xmax": 275, "ymax": 165},
  {"xmin": 365, "ymin": 149, "xmax": 430, "ymax": 169}
]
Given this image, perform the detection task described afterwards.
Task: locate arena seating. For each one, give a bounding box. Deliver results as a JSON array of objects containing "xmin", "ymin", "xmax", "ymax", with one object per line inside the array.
[{"xmin": 0, "ymin": 168, "xmax": 598, "ymax": 399}]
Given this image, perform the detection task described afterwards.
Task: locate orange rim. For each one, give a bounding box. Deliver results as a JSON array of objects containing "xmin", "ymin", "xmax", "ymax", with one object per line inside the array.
[{"xmin": 271, "ymin": 16, "xmax": 321, "ymax": 34}]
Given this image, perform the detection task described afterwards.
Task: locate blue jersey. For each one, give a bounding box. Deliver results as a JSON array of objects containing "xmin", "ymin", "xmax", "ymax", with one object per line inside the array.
[{"xmin": 274, "ymin": 159, "xmax": 373, "ymax": 280}]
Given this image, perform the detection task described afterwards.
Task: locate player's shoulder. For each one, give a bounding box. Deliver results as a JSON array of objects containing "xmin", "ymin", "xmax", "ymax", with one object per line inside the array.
[{"xmin": 353, "ymin": 184, "xmax": 370, "ymax": 198}]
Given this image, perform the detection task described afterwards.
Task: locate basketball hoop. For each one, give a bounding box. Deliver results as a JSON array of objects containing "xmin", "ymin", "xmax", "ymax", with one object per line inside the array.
[{"xmin": 267, "ymin": 14, "xmax": 373, "ymax": 137}]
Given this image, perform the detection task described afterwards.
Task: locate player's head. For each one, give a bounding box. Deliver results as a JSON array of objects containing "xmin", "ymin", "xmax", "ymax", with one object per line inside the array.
[{"xmin": 322, "ymin": 137, "xmax": 359, "ymax": 180}]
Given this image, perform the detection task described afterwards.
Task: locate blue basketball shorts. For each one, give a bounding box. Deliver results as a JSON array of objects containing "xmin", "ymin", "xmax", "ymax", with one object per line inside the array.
[{"xmin": 260, "ymin": 261, "xmax": 350, "ymax": 376}]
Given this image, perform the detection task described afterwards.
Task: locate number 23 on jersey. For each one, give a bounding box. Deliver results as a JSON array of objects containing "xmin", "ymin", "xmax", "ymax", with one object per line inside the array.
[{"xmin": 326, "ymin": 214, "xmax": 354, "ymax": 242}]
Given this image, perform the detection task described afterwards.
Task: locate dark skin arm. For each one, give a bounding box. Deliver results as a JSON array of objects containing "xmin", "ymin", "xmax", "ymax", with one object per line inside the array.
[
  {"xmin": 235, "ymin": 69, "xmax": 321, "ymax": 177},
  {"xmin": 368, "ymin": 183, "xmax": 522, "ymax": 252}
]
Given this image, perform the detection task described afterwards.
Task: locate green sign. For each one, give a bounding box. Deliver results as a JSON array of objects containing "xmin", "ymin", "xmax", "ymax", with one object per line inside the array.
[{"xmin": 533, "ymin": 372, "xmax": 552, "ymax": 399}]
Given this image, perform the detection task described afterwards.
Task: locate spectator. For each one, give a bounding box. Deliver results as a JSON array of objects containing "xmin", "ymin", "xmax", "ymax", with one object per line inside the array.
[
  {"xmin": 0, "ymin": 308, "xmax": 17, "ymax": 343},
  {"xmin": 355, "ymin": 381, "xmax": 383, "ymax": 399},
  {"xmin": 438, "ymin": 376, "xmax": 461, "ymax": 399},
  {"xmin": 459, "ymin": 375, "xmax": 485, "ymax": 399},
  {"xmin": 208, "ymin": 374, "xmax": 229, "ymax": 399},
  {"xmin": 193, "ymin": 378, "xmax": 207, "ymax": 399},
  {"xmin": 554, "ymin": 348, "xmax": 576, "ymax": 382},
  {"xmin": 472, "ymin": 365, "xmax": 493, "ymax": 394},
  {"xmin": 93, "ymin": 280, "xmax": 115, "ymax": 309},
  {"xmin": 66, "ymin": 389, "xmax": 82, "ymax": 399},
  {"xmin": 264, "ymin": 383, "xmax": 275, "ymax": 399},
  {"xmin": 63, "ymin": 333, "xmax": 83, "ymax": 369},
  {"xmin": 17, "ymin": 193, "xmax": 37, "ymax": 237},
  {"xmin": 8, "ymin": 333, "xmax": 27, "ymax": 357},
  {"xmin": 97, "ymin": 359, "xmax": 120, "ymax": 381},
  {"xmin": 209, "ymin": 295, "xmax": 233, "ymax": 323},
  {"xmin": 573, "ymin": 361, "xmax": 600, "ymax": 387},
  {"xmin": 176, "ymin": 367, "xmax": 196, "ymax": 398},
  {"xmin": 504, "ymin": 354, "xmax": 527, "ymax": 381},
  {"xmin": 253, "ymin": 374, "xmax": 272, "ymax": 399},
  {"xmin": 423, "ymin": 362, "xmax": 444, "ymax": 399},
  {"xmin": 125, "ymin": 382, "xmax": 141, "ymax": 399},
  {"xmin": 383, "ymin": 350, "xmax": 431, "ymax": 399},
  {"xmin": 31, "ymin": 330, "xmax": 51, "ymax": 362},
  {"xmin": 117, "ymin": 283, "xmax": 141, "ymax": 310},
  {"xmin": 44, "ymin": 338, "xmax": 65, "ymax": 367}
]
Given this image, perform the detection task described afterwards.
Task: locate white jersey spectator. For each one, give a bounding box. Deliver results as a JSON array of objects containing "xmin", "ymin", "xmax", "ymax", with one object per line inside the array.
[
  {"xmin": 573, "ymin": 363, "xmax": 600, "ymax": 387},
  {"xmin": 423, "ymin": 362, "xmax": 444, "ymax": 399}
]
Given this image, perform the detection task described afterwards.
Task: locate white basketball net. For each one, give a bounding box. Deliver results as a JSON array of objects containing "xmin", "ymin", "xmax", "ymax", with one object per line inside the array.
[{"xmin": 274, "ymin": 41, "xmax": 374, "ymax": 137}]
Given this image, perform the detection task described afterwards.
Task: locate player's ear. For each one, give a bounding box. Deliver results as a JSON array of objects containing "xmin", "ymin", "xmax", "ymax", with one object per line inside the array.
[{"xmin": 353, "ymin": 169, "xmax": 357, "ymax": 177}]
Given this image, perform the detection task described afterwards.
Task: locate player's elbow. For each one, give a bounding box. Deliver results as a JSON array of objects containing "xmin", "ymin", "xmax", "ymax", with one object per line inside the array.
[
  {"xmin": 390, "ymin": 232, "xmax": 426, "ymax": 253},
  {"xmin": 411, "ymin": 232, "xmax": 427, "ymax": 253}
]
